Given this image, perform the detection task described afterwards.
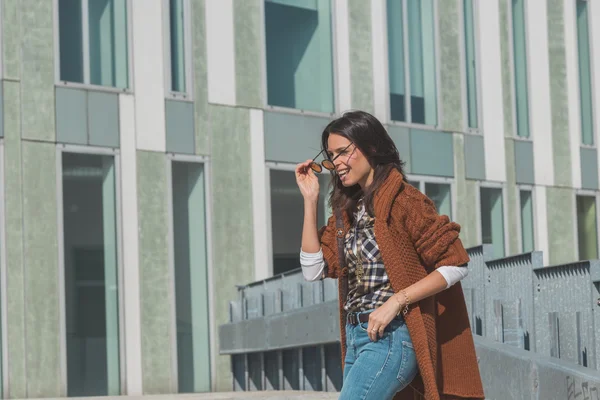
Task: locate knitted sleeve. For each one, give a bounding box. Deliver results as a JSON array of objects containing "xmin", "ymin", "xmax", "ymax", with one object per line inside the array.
[
  {"xmin": 318, "ymin": 215, "xmax": 341, "ymax": 279},
  {"xmin": 401, "ymin": 194, "xmax": 470, "ymax": 270}
]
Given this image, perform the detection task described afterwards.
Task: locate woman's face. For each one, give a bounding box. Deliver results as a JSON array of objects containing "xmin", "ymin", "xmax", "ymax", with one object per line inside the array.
[{"xmin": 327, "ymin": 133, "xmax": 374, "ymax": 189}]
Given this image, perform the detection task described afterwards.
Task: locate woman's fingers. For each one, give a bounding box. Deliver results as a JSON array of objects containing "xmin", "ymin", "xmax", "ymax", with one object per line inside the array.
[{"xmin": 295, "ymin": 159, "xmax": 313, "ymax": 177}]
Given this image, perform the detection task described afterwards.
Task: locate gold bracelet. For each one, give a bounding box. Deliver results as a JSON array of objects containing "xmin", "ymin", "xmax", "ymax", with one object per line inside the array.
[{"xmin": 400, "ymin": 289, "xmax": 410, "ymax": 317}]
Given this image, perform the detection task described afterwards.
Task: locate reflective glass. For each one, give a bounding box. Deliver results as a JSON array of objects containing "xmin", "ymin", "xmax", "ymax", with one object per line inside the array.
[
  {"xmin": 63, "ymin": 153, "xmax": 120, "ymax": 396},
  {"xmin": 480, "ymin": 188, "xmax": 505, "ymax": 258},
  {"xmin": 387, "ymin": 0, "xmax": 406, "ymax": 122},
  {"xmin": 425, "ymin": 183, "xmax": 451, "ymax": 219},
  {"xmin": 265, "ymin": 0, "xmax": 334, "ymax": 113},
  {"xmin": 464, "ymin": 0, "xmax": 478, "ymax": 129},
  {"xmin": 577, "ymin": 0, "xmax": 594, "ymax": 145},
  {"xmin": 89, "ymin": 0, "xmax": 129, "ymax": 88},
  {"xmin": 59, "ymin": 0, "xmax": 84, "ymax": 83},
  {"xmin": 512, "ymin": 0, "xmax": 530, "ymax": 138},
  {"xmin": 170, "ymin": 0, "xmax": 187, "ymax": 93},
  {"xmin": 577, "ymin": 196, "xmax": 598, "ymax": 260},
  {"xmin": 387, "ymin": 0, "xmax": 437, "ymax": 125},
  {"xmin": 172, "ymin": 162, "xmax": 210, "ymax": 392},
  {"xmin": 519, "ymin": 190, "xmax": 534, "ymax": 252},
  {"xmin": 407, "ymin": 0, "xmax": 437, "ymax": 125}
]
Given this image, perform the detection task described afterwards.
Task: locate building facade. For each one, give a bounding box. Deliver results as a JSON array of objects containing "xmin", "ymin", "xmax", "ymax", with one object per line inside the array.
[{"xmin": 0, "ymin": 0, "xmax": 598, "ymax": 397}]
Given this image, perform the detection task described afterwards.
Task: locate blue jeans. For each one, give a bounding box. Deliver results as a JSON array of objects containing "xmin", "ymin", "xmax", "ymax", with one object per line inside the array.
[{"xmin": 339, "ymin": 311, "xmax": 418, "ymax": 400}]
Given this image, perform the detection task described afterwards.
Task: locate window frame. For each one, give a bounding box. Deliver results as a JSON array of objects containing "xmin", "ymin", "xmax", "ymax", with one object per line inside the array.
[
  {"xmin": 516, "ymin": 185, "xmax": 536, "ymax": 254},
  {"xmin": 260, "ymin": 0, "xmax": 339, "ymax": 118},
  {"xmin": 477, "ymin": 182, "xmax": 509, "ymax": 259},
  {"xmin": 383, "ymin": 0, "xmax": 442, "ymax": 130},
  {"xmin": 165, "ymin": 153, "xmax": 214, "ymax": 391},
  {"xmin": 53, "ymin": 0, "xmax": 135, "ymax": 93},
  {"xmin": 459, "ymin": 0, "xmax": 483, "ymax": 134},
  {"xmin": 56, "ymin": 144, "xmax": 127, "ymax": 395},
  {"xmin": 574, "ymin": 189, "xmax": 600, "ymax": 261},
  {"xmin": 405, "ymin": 174, "xmax": 455, "ymax": 220},
  {"xmin": 163, "ymin": 0, "xmax": 194, "ymax": 100},
  {"xmin": 0, "ymin": 141, "xmax": 7, "ymax": 398},
  {"xmin": 507, "ymin": 0, "xmax": 533, "ymax": 140},
  {"xmin": 574, "ymin": 0, "xmax": 597, "ymax": 149}
]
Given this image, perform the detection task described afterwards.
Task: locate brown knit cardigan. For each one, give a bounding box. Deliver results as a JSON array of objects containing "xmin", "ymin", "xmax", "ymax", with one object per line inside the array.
[{"xmin": 319, "ymin": 169, "xmax": 485, "ymax": 400}]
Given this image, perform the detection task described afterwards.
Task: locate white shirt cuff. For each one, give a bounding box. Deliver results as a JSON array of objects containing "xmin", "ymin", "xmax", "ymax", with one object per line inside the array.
[
  {"xmin": 437, "ymin": 265, "xmax": 469, "ymax": 288},
  {"xmin": 300, "ymin": 248, "xmax": 326, "ymax": 281}
]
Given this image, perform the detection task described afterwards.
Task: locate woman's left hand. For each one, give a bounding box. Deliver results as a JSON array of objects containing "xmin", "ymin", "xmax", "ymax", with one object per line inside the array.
[{"xmin": 367, "ymin": 297, "xmax": 401, "ymax": 341}]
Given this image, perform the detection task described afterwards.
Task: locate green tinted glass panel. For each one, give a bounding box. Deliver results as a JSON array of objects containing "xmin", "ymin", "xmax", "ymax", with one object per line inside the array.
[
  {"xmin": 270, "ymin": 169, "xmax": 329, "ymax": 275},
  {"xmin": 408, "ymin": 0, "xmax": 437, "ymax": 125},
  {"xmin": 265, "ymin": 0, "xmax": 334, "ymax": 113},
  {"xmin": 577, "ymin": 196, "xmax": 598, "ymax": 260},
  {"xmin": 387, "ymin": 0, "xmax": 406, "ymax": 122},
  {"xmin": 520, "ymin": 190, "xmax": 534, "ymax": 252},
  {"xmin": 62, "ymin": 153, "xmax": 120, "ymax": 396},
  {"xmin": 170, "ymin": 0, "xmax": 187, "ymax": 93},
  {"xmin": 59, "ymin": 0, "xmax": 84, "ymax": 83},
  {"xmin": 464, "ymin": 0, "xmax": 478, "ymax": 129},
  {"xmin": 480, "ymin": 188, "xmax": 505, "ymax": 258},
  {"xmin": 89, "ymin": 0, "xmax": 129, "ymax": 88},
  {"xmin": 172, "ymin": 162, "xmax": 210, "ymax": 392},
  {"xmin": 425, "ymin": 183, "xmax": 452, "ymax": 219},
  {"xmin": 512, "ymin": 0, "xmax": 529, "ymax": 138},
  {"xmin": 577, "ymin": 0, "xmax": 594, "ymax": 145}
]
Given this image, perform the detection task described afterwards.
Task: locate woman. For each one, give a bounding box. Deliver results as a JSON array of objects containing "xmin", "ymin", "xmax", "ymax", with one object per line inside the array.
[{"xmin": 295, "ymin": 111, "xmax": 484, "ymax": 400}]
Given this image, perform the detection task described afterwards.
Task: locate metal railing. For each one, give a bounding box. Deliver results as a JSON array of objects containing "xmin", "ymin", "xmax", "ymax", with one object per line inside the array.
[{"xmin": 220, "ymin": 245, "xmax": 600, "ymax": 394}]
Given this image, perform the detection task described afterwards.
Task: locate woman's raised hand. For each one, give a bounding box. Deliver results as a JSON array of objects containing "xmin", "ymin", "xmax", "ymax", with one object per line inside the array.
[{"xmin": 295, "ymin": 160, "xmax": 320, "ymax": 202}]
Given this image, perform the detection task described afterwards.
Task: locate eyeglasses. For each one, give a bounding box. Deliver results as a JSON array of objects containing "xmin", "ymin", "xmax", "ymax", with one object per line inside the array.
[{"xmin": 309, "ymin": 142, "xmax": 355, "ymax": 173}]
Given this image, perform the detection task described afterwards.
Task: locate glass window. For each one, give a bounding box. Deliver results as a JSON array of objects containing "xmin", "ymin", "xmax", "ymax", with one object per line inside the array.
[
  {"xmin": 168, "ymin": 0, "xmax": 188, "ymax": 94},
  {"xmin": 576, "ymin": 0, "xmax": 594, "ymax": 146},
  {"xmin": 270, "ymin": 169, "xmax": 330, "ymax": 275},
  {"xmin": 387, "ymin": 0, "xmax": 437, "ymax": 125},
  {"xmin": 576, "ymin": 195, "xmax": 598, "ymax": 260},
  {"xmin": 425, "ymin": 182, "xmax": 452, "ymax": 219},
  {"xmin": 171, "ymin": 161, "xmax": 210, "ymax": 392},
  {"xmin": 463, "ymin": 0, "xmax": 478, "ymax": 129},
  {"xmin": 59, "ymin": 0, "xmax": 129, "ymax": 88},
  {"xmin": 265, "ymin": 0, "xmax": 334, "ymax": 114},
  {"xmin": 62, "ymin": 153, "xmax": 120, "ymax": 396},
  {"xmin": 519, "ymin": 190, "xmax": 534, "ymax": 252},
  {"xmin": 511, "ymin": 0, "xmax": 529, "ymax": 138},
  {"xmin": 480, "ymin": 187, "xmax": 505, "ymax": 258}
]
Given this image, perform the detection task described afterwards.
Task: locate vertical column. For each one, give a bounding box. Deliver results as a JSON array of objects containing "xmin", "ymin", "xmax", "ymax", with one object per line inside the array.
[
  {"xmin": 22, "ymin": 142, "xmax": 60, "ymax": 397},
  {"xmin": 250, "ymin": 110, "xmax": 269, "ymax": 280},
  {"xmin": 563, "ymin": 0, "xmax": 582, "ymax": 188},
  {"xmin": 348, "ymin": 0, "xmax": 374, "ymax": 113},
  {"xmin": 131, "ymin": 0, "xmax": 167, "ymax": 151},
  {"xmin": 477, "ymin": 1, "xmax": 506, "ymax": 181},
  {"xmin": 334, "ymin": 0, "xmax": 351, "ymax": 112},
  {"xmin": 118, "ymin": 94, "xmax": 143, "ymax": 395},
  {"xmin": 589, "ymin": 0, "xmax": 600, "ymax": 186},
  {"xmin": 3, "ymin": 81, "xmax": 27, "ymax": 399},
  {"xmin": 205, "ymin": 0, "xmax": 236, "ymax": 105},
  {"xmin": 524, "ymin": 0, "xmax": 554, "ymax": 186},
  {"xmin": 371, "ymin": 0, "xmax": 389, "ymax": 122}
]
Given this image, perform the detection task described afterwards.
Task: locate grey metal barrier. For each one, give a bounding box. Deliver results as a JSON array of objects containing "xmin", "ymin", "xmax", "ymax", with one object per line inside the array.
[
  {"xmin": 220, "ymin": 268, "xmax": 342, "ymax": 392},
  {"xmin": 483, "ymin": 251, "xmax": 544, "ymax": 351},
  {"xmin": 462, "ymin": 244, "xmax": 494, "ymax": 336},
  {"xmin": 532, "ymin": 260, "xmax": 600, "ymax": 370},
  {"xmin": 220, "ymin": 246, "xmax": 600, "ymax": 393}
]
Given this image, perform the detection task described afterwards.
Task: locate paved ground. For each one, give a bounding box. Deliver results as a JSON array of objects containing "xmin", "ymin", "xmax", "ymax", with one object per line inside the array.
[{"xmin": 23, "ymin": 392, "xmax": 339, "ymax": 400}]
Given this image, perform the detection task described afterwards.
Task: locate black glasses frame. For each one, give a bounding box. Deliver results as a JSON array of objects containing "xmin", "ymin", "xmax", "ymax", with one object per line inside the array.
[{"xmin": 309, "ymin": 142, "xmax": 355, "ymax": 173}]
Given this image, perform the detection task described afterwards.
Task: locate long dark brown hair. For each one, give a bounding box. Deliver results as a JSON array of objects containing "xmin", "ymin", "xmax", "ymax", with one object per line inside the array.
[{"xmin": 321, "ymin": 110, "xmax": 407, "ymax": 221}]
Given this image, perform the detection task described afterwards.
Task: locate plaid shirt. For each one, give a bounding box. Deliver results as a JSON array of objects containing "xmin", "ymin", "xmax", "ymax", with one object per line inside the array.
[{"xmin": 343, "ymin": 200, "xmax": 395, "ymax": 312}]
